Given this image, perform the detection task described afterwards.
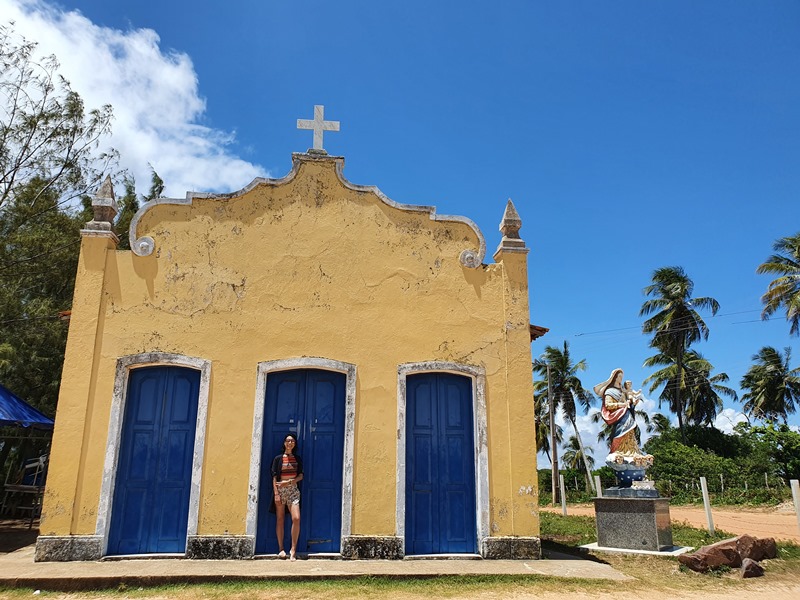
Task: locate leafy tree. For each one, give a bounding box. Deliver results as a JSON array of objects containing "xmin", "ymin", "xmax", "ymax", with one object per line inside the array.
[
  {"xmin": 642, "ymin": 423, "xmax": 796, "ymax": 502},
  {"xmin": 0, "ymin": 179, "xmax": 81, "ymax": 417},
  {"xmin": 532, "ymin": 341, "xmax": 596, "ymax": 493},
  {"xmin": 0, "ymin": 342, "xmax": 11, "ymax": 370},
  {"xmin": 1, "ymin": 23, "xmax": 118, "ymax": 421},
  {"xmin": 144, "ymin": 165, "xmax": 165, "ymax": 201},
  {"xmin": 0, "ymin": 179, "xmax": 79, "ymax": 480},
  {"xmin": 640, "ymin": 266, "xmax": 719, "ymax": 443},
  {"xmin": 757, "ymin": 232, "xmax": 800, "ymax": 336},
  {"xmin": 740, "ymin": 346, "xmax": 800, "ymax": 423},
  {"xmin": 643, "ymin": 349, "xmax": 736, "ymax": 426},
  {"xmin": 649, "ymin": 423, "xmax": 750, "ymax": 460},
  {"xmin": 1, "ymin": 24, "xmax": 116, "ymax": 212},
  {"xmin": 2, "ymin": 171, "xmax": 158, "ymax": 482},
  {"xmin": 4, "ymin": 167, "xmax": 162, "ymax": 414},
  {"xmin": 644, "ymin": 438, "xmax": 737, "ymax": 492},
  {"xmin": 741, "ymin": 423, "xmax": 800, "ymax": 481}
]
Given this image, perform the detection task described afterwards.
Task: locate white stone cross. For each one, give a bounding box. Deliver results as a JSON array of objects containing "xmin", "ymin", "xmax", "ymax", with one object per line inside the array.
[{"xmin": 297, "ymin": 105, "xmax": 340, "ymax": 151}]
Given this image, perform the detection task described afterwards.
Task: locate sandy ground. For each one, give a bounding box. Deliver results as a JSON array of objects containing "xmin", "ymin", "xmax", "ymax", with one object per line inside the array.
[
  {"xmin": 458, "ymin": 586, "xmax": 800, "ymax": 600},
  {"xmin": 13, "ymin": 586, "xmax": 800, "ymax": 600},
  {"xmin": 542, "ymin": 502, "xmax": 800, "ymax": 543},
  {"xmin": 468, "ymin": 587, "xmax": 800, "ymax": 600}
]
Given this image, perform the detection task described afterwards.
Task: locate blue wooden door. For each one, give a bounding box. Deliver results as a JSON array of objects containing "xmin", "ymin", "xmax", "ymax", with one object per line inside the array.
[
  {"xmin": 406, "ymin": 373, "xmax": 476, "ymax": 554},
  {"xmin": 108, "ymin": 366, "xmax": 200, "ymax": 555},
  {"xmin": 255, "ymin": 369, "xmax": 345, "ymax": 555}
]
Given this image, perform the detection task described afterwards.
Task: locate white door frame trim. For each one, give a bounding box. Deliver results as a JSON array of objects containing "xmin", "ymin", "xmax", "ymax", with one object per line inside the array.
[
  {"xmin": 95, "ymin": 353, "xmax": 211, "ymax": 555},
  {"xmin": 396, "ymin": 362, "xmax": 489, "ymax": 553},
  {"xmin": 246, "ymin": 357, "xmax": 357, "ymax": 550}
]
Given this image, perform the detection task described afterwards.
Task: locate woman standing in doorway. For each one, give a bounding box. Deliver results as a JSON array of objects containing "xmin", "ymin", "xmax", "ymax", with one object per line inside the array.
[{"xmin": 270, "ymin": 433, "xmax": 303, "ymax": 560}]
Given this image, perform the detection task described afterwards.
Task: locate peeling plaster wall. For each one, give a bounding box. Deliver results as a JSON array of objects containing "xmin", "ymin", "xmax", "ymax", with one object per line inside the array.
[{"xmin": 41, "ymin": 154, "xmax": 538, "ymax": 544}]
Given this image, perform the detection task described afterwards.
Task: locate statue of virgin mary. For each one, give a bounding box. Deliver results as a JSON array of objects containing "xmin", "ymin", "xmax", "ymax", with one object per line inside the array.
[{"xmin": 594, "ymin": 369, "xmax": 653, "ymax": 476}]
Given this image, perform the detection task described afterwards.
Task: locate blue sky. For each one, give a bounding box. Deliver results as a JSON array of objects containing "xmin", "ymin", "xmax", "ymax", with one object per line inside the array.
[{"xmin": 4, "ymin": 0, "xmax": 799, "ymax": 462}]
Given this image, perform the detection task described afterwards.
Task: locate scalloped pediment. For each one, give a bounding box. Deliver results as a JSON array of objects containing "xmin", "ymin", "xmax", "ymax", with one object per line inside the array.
[{"xmin": 128, "ymin": 152, "xmax": 486, "ymax": 269}]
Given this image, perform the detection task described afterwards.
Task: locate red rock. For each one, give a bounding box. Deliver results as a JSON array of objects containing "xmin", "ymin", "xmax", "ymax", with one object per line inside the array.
[
  {"xmin": 735, "ymin": 534, "xmax": 759, "ymax": 561},
  {"xmin": 740, "ymin": 557, "xmax": 765, "ymax": 578},
  {"xmin": 677, "ymin": 535, "xmax": 778, "ymax": 574},
  {"xmin": 753, "ymin": 537, "xmax": 777, "ymax": 560},
  {"xmin": 678, "ymin": 553, "xmax": 708, "ymax": 572},
  {"xmin": 696, "ymin": 538, "xmax": 742, "ymax": 569}
]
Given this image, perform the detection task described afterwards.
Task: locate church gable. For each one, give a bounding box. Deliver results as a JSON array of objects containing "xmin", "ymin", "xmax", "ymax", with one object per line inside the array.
[
  {"xmin": 129, "ymin": 153, "xmax": 484, "ymax": 267},
  {"xmin": 118, "ymin": 152, "xmax": 490, "ymax": 324}
]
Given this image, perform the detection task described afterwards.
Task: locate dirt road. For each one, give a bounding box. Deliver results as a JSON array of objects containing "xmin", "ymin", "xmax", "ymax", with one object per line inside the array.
[{"xmin": 542, "ymin": 502, "xmax": 800, "ymax": 543}]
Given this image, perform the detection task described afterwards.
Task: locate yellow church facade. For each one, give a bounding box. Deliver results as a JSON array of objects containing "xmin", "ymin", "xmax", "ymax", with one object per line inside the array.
[{"xmin": 36, "ymin": 149, "xmax": 540, "ymax": 561}]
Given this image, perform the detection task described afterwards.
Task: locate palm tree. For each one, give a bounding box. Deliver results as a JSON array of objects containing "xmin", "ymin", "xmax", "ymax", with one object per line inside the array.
[
  {"xmin": 740, "ymin": 346, "xmax": 800, "ymax": 423},
  {"xmin": 640, "ymin": 266, "xmax": 720, "ymax": 443},
  {"xmin": 685, "ymin": 362, "xmax": 737, "ymax": 426},
  {"xmin": 532, "ymin": 391, "xmax": 563, "ymax": 463},
  {"xmin": 561, "ymin": 435, "xmax": 595, "ymax": 471},
  {"xmin": 648, "ymin": 413, "xmax": 673, "ymax": 435},
  {"xmin": 532, "ymin": 341, "xmax": 596, "ymax": 493},
  {"xmin": 757, "ymin": 232, "xmax": 800, "ymax": 337},
  {"xmin": 643, "ymin": 350, "xmax": 737, "ymax": 427}
]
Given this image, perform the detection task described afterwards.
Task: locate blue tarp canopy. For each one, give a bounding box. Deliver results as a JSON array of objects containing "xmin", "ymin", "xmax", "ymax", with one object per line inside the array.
[{"xmin": 0, "ymin": 383, "xmax": 54, "ymax": 430}]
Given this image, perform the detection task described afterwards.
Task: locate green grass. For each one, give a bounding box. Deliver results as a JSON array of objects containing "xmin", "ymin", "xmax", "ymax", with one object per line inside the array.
[
  {"xmin": 539, "ymin": 512, "xmax": 597, "ymax": 547},
  {"xmin": 777, "ymin": 541, "xmax": 800, "ymax": 560},
  {"xmin": 671, "ymin": 520, "xmax": 737, "ymax": 548},
  {"xmin": 0, "ymin": 576, "xmax": 625, "ymax": 600}
]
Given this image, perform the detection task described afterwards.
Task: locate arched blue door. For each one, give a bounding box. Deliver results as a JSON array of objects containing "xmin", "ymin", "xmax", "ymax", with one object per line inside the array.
[
  {"xmin": 108, "ymin": 366, "xmax": 200, "ymax": 555},
  {"xmin": 255, "ymin": 369, "xmax": 346, "ymax": 555},
  {"xmin": 406, "ymin": 372, "xmax": 477, "ymax": 554}
]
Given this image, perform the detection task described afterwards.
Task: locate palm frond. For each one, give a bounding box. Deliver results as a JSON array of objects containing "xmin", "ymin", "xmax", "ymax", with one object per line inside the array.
[{"xmin": 757, "ymin": 233, "xmax": 800, "ymax": 337}]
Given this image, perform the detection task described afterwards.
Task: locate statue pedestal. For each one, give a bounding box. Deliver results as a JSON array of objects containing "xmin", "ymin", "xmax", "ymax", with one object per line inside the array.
[
  {"xmin": 594, "ymin": 495, "xmax": 674, "ymax": 551},
  {"xmin": 603, "ymin": 486, "xmax": 659, "ymax": 498}
]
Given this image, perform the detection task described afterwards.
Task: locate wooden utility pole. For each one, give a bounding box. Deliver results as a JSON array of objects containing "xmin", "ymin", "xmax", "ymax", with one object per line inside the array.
[{"xmin": 548, "ymin": 363, "xmax": 558, "ymax": 507}]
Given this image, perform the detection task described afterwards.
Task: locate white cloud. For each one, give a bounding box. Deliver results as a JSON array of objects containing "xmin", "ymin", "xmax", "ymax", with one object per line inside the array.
[
  {"xmin": 573, "ymin": 410, "xmax": 604, "ymax": 463},
  {"xmin": 713, "ymin": 408, "xmax": 749, "ymax": 434},
  {"xmin": 538, "ymin": 406, "xmax": 605, "ymax": 471},
  {"xmin": 2, "ymin": 0, "xmax": 266, "ymax": 198}
]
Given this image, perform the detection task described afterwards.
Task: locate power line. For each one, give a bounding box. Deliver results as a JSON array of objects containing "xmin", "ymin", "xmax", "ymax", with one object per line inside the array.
[{"xmin": 572, "ymin": 309, "xmax": 769, "ymax": 338}]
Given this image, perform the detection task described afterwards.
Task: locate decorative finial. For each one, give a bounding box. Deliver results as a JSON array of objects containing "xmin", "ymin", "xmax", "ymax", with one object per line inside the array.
[
  {"xmin": 499, "ymin": 199, "xmax": 522, "ymax": 239},
  {"xmin": 493, "ymin": 198, "xmax": 528, "ymax": 258},
  {"xmin": 82, "ymin": 176, "xmax": 118, "ymax": 239},
  {"xmin": 297, "ymin": 105, "xmax": 340, "ymax": 152}
]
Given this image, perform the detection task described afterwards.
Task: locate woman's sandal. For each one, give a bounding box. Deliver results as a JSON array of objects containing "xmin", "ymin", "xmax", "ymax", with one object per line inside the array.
[
  {"xmin": 278, "ymin": 550, "xmax": 286, "ymax": 559},
  {"xmin": 289, "ymin": 550, "xmax": 296, "ymax": 562}
]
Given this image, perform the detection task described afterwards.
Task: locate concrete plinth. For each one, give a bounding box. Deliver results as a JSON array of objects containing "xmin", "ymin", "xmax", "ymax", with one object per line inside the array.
[
  {"xmin": 603, "ymin": 486, "xmax": 659, "ymax": 498},
  {"xmin": 594, "ymin": 496, "xmax": 673, "ymax": 551}
]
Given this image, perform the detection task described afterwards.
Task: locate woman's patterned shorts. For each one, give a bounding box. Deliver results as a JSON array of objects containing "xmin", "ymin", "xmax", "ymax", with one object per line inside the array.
[{"xmin": 277, "ymin": 482, "xmax": 300, "ymax": 507}]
